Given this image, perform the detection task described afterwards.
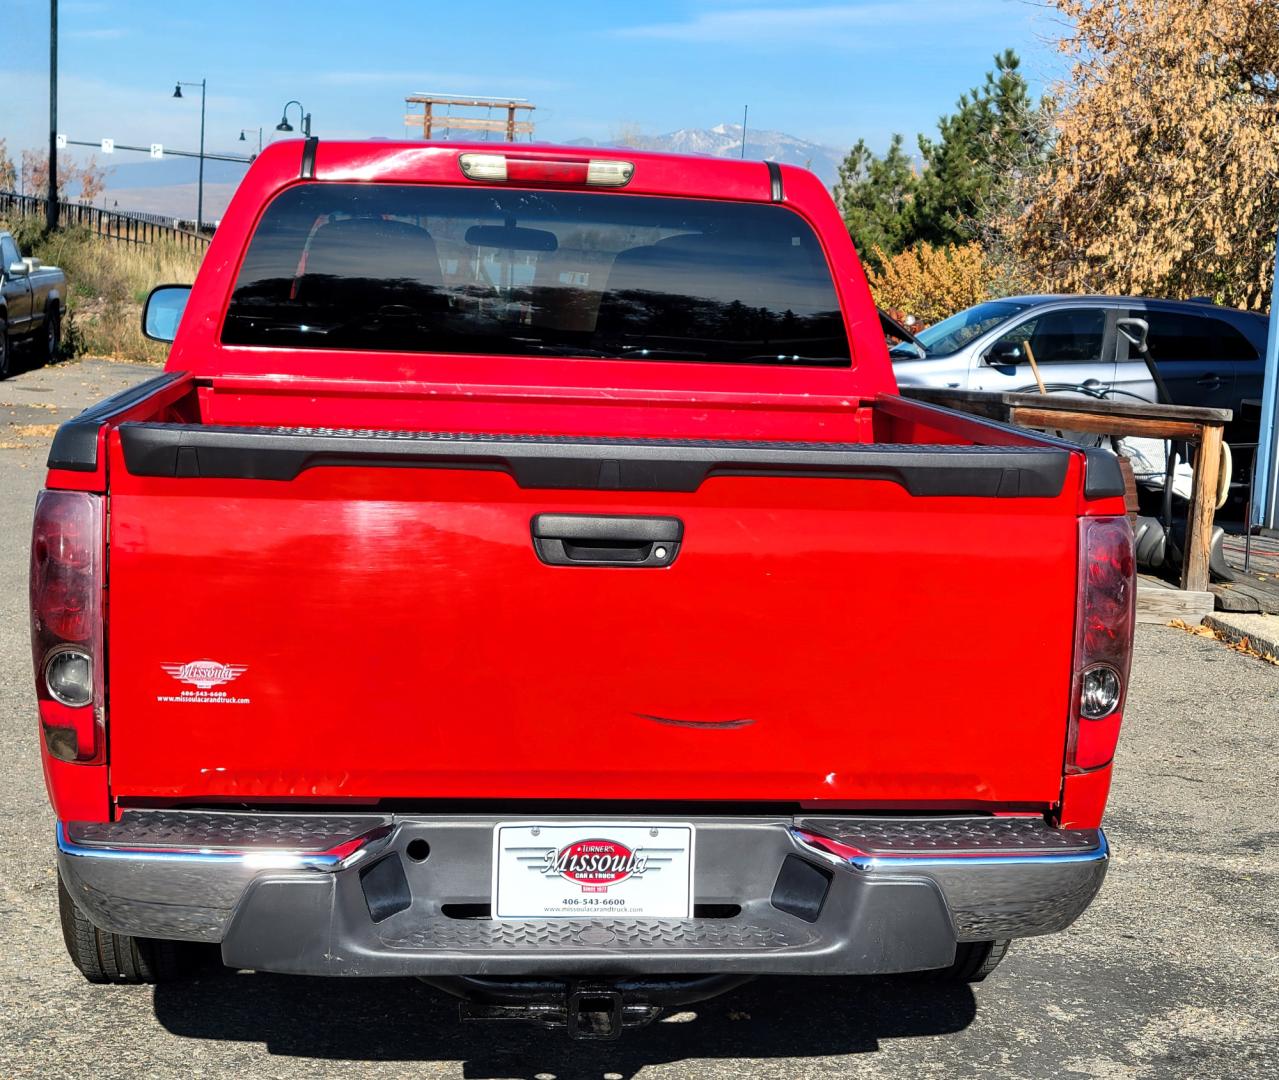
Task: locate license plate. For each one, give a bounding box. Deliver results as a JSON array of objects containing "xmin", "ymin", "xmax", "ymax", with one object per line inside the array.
[{"xmin": 492, "ymin": 823, "xmax": 695, "ymax": 920}]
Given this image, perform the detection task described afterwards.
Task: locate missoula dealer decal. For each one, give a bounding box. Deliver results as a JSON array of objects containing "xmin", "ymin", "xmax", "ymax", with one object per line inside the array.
[
  {"xmin": 157, "ymin": 660, "xmax": 251, "ymax": 705},
  {"xmin": 539, "ymin": 838, "xmax": 651, "ymax": 894},
  {"xmin": 496, "ymin": 824, "xmax": 692, "ymax": 918}
]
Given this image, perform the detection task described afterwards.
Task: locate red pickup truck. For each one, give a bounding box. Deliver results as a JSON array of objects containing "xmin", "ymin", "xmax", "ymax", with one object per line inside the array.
[{"xmin": 34, "ymin": 140, "xmax": 1134, "ymax": 1038}]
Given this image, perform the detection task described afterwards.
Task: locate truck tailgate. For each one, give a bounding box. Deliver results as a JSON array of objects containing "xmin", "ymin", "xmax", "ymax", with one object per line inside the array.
[{"xmin": 104, "ymin": 424, "xmax": 1080, "ymax": 807}]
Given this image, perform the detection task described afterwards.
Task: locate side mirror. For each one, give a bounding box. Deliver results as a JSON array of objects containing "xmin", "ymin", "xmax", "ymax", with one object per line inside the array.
[
  {"xmin": 7, "ymin": 261, "xmax": 29, "ymax": 279},
  {"xmin": 1116, "ymin": 317, "xmax": 1150, "ymax": 356},
  {"xmin": 142, "ymin": 284, "xmax": 192, "ymax": 343},
  {"xmin": 985, "ymin": 340, "xmax": 1023, "ymax": 365}
]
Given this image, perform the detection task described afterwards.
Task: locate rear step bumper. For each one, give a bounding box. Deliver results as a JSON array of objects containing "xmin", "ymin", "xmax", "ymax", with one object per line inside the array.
[{"xmin": 57, "ymin": 812, "xmax": 1107, "ymax": 977}]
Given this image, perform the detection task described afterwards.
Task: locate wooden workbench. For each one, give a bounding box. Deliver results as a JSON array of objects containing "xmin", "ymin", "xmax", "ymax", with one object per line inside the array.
[{"xmin": 900, "ymin": 388, "xmax": 1232, "ymax": 593}]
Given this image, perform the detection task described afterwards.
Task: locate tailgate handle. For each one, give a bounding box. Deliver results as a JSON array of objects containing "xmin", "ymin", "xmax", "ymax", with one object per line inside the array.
[{"xmin": 531, "ymin": 514, "xmax": 683, "ymax": 567}]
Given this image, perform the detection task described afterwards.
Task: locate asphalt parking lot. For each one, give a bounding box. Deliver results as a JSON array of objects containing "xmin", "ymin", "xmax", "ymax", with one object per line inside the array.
[{"xmin": 1, "ymin": 359, "xmax": 1276, "ymax": 1079}]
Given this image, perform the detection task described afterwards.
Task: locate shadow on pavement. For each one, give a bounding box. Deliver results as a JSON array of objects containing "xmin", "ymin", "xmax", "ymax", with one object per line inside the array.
[{"xmin": 153, "ymin": 969, "xmax": 976, "ymax": 1077}]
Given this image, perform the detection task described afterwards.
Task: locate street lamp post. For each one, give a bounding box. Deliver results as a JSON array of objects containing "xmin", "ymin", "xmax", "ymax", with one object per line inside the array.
[
  {"xmin": 238, "ymin": 128, "xmax": 263, "ymax": 155},
  {"xmin": 47, "ymin": 0, "xmax": 58, "ymax": 230},
  {"xmin": 276, "ymin": 101, "xmax": 312, "ymax": 139},
  {"xmin": 173, "ymin": 78, "xmax": 206, "ymax": 232}
]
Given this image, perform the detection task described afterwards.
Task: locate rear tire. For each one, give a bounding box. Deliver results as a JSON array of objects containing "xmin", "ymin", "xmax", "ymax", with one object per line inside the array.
[
  {"xmin": 0, "ymin": 315, "xmax": 11, "ymax": 380},
  {"xmin": 932, "ymin": 939, "xmax": 1010, "ymax": 983},
  {"xmin": 57, "ymin": 874, "xmax": 195, "ymax": 984},
  {"xmin": 44, "ymin": 305, "xmax": 61, "ymax": 365}
]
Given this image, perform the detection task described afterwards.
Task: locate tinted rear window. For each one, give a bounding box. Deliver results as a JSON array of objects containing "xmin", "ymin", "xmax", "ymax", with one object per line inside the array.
[
  {"xmin": 222, "ymin": 184, "xmax": 850, "ymax": 366},
  {"xmin": 1144, "ymin": 311, "xmax": 1260, "ymax": 363}
]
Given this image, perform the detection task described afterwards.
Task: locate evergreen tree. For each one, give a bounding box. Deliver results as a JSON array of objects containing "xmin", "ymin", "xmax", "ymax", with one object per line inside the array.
[
  {"xmin": 833, "ymin": 51, "xmax": 1045, "ymax": 268},
  {"xmin": 916, "ymin": 50, "xmax": 1045, "ymax": 247},
  {"xmin": 832, "ymin": 134, "xmax": 919, "ymax": 268}
]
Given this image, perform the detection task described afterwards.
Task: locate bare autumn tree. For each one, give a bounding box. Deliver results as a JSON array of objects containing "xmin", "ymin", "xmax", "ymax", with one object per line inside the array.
[
  {"xmin": 78, "ymin": 157, "xmax": 108, "ymax": 203},
  {"xmin": 1012, "ymin": 0, "xmax": 1279, "ymax": 309},
  {"xmin": 21, "ymin": 149, "xmax": 66, "ymax": 199},
  {"xmin": 0, "ymin": 139, "xmax": 16, "ymax": 192},
  {"xmin": 19, "ymin": 150, "xmax": 110, "ymax": 204}
]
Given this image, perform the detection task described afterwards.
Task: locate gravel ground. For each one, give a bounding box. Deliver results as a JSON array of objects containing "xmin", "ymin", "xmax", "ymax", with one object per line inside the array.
[{"xmin": 1, "ymin": 360, "xmax": 1276, "ymax": 1079}]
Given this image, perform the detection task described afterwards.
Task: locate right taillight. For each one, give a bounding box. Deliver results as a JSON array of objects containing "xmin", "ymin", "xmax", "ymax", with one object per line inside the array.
[
  {"xmin": 30, "ymin": 490, "xmax": 105, "ymax": 763},
  {"xmin": 1068, "ymin": 516, "xmax": 1136, "ymax": 772}
]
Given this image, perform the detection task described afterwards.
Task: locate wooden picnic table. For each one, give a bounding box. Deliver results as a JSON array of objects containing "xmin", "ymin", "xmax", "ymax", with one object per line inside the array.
[{"xmin": 901, "ymin": 387, "xmax": 1233, "ymax": 593}]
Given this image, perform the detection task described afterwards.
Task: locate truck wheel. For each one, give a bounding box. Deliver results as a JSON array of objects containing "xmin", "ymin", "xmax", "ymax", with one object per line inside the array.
[
  {"xmin": 0, "ymin": 315, "xmax": 11, "ymax": 380},
  {"xmin": 933, "ymin": 939, "xmax": 1011, "ymax": 983},
  {"xmin": 44, "ymin": 305, "xmax": 61, "ymax": 365},
  {"xmin": 57, "ymin": 875, "xmax": 195, "ymax": 984}
]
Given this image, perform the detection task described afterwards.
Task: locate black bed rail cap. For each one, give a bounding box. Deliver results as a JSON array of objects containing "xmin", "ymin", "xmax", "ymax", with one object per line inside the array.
[
  {"xmin": 118, "ymin": 423, "xmax": 1072, "ymax": 498},
  {"xmin": 1083, "ymin": 447, "xmax": 1126, "ymax": 501},
  {"xmin": 47, "ymin": 371, "xmax": 188, "ymax": 472},
  {"xmin": 884, "ymin": 392, "xmax": 1127, "ymax": 502}
]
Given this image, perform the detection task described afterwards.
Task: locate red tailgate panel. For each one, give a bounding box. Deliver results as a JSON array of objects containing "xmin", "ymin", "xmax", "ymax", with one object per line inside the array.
[{"xmin": 106, "ymin": 457, "xmax": 1078, "ymax": 807}]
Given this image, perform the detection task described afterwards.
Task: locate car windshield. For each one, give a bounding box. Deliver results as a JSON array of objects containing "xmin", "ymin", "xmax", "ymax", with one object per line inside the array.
[
  {"xmin": 889, "ymin": 300, "xmax": 1033, "ymax": 360},
  {"xmin": 222, "ymin": 183, "xmax": 851, "ymax": 367}
]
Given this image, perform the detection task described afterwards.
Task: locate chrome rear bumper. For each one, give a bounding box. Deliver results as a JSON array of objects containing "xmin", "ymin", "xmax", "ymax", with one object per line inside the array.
[{"xmin": 57, "ymin": 811, "xmax": 1107, "ymax": 977}]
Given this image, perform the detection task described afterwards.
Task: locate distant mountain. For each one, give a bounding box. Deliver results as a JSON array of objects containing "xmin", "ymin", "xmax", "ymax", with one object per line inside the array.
[
  {"xmin": 95, "ymin": 124, "xmax": 844, "ymax": 219},
  {"xmin": 575, "ymin": 124, "xmax": 843, "ymax": 186},
  {"xmin": 103, "ymin": 158, "xmax": 250, "ymax": 190},
  {"xmin": 96, "ymin": 182, "xmax": 242, "ymax": 222}
]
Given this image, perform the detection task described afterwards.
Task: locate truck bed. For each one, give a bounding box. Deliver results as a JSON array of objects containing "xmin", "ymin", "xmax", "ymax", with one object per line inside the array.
[{"xmin": 81, "ymin": 375, "xmax": 1103, "ymax": 811}]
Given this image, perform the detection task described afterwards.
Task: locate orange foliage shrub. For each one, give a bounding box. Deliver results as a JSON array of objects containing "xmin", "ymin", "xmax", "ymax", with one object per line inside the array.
[{"xmin": 864, "ymin": 242, "xmax": 993, "ymax": 326}]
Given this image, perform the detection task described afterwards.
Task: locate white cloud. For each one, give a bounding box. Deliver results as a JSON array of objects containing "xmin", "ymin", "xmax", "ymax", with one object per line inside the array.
[{"xmin": 614, "ymin": 1, "xmax": 1006, "ymax": 45}]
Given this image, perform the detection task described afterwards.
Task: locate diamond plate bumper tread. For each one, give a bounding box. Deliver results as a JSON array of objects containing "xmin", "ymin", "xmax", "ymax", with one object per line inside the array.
[
  {"xmin": 383, "ymin": 918, "xmax": 812, "ymax": 952},
  {"xmin": 67, "ymin": 811, "xmax": 393, "ymax": 852},
  {"xmin": 794, "ymin": 815, "xmax": 1101, "ymax": 855}
]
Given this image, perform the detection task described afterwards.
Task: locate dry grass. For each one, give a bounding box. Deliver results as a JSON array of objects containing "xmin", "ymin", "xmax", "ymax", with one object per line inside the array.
[{"xmin": 1, "ymin": 213, "xmax": 204, "ymax": 363}]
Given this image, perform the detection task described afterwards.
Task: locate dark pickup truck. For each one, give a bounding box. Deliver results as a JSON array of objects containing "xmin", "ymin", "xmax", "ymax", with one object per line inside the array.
[{"xmin": 1, "ymin": 229, "xmax": 64, "ymax": 378}]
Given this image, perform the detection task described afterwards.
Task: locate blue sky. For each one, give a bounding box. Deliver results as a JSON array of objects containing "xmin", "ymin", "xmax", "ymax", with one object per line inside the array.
[{"xmin": 3, "ymin": 0, "xmax": 1061, "ymax": 163}]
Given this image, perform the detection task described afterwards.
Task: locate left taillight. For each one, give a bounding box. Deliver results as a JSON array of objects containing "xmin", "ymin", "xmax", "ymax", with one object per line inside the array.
[
  {"xmin": 1067, "ymin": 515, "xmax": 1136, "ymax": 772},
  {"xmin": 30, "ymin": 491, "xmax": 105, "ymax": 763}
]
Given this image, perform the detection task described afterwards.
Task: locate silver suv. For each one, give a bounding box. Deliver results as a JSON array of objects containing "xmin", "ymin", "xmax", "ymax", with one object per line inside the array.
[{"xmin": 890, "ymin": 295, "xmax": 1266, "ymax": 417}]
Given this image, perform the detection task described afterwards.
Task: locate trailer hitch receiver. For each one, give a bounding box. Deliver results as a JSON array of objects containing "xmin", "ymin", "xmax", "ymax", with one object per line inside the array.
[{"xmin": 426, "ymin": 974, "xmax": 752, "ymax": 1039}]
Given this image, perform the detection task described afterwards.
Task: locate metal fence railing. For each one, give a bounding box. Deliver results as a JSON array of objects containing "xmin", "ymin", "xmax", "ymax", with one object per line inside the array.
[{"xmin": 0, "ymin": 192, "xmax": 211, "ymax": 251}]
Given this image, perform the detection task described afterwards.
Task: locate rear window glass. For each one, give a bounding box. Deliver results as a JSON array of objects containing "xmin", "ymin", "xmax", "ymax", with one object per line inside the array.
[
  {"xmin": 1145, "ymin": 311, "xmax": 1259, "ymax": 363},
  {"xmin": 222, "ymin": 184, "xmax": 850, "ymax": 366}
]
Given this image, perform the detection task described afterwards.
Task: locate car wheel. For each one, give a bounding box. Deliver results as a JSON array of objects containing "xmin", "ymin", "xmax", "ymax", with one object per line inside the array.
[
  {"xmin": 44, "ymin": 305, "xmax": 61, "ymax": 365},
  {"xmin": 0, "ymin": 315, "xmax": 11, "ymax": 380},
  {"xmin": 930, "ymin": 939, "xmax": 1011, "ymax": 983},
  {"xmin": 57, "ymin": 874, "xmax": 197, "ymax": 984}
]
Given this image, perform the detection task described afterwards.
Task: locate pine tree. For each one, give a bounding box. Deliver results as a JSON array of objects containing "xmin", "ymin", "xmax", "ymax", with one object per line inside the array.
[
  {"xmin": 833, "ymin": 52, "xmax": 1045, "ymax": 269},
  {"xmin": 915, "ymin": 50, "xmax": 1046, "ymax": 248},
  {"xmin": 833, "ymin": 134, "xmax": 919, "ymax": 268}
]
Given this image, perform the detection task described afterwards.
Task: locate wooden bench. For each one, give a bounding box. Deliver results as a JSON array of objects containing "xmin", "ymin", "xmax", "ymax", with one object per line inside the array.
[{"xmin": 900, "ymin": 387, "xmax": 1232, "ymax": 595}]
